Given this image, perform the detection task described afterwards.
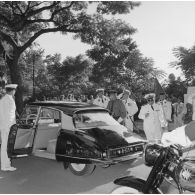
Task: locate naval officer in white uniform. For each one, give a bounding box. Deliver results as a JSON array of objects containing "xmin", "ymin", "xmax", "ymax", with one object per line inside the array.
[
  {"xmin": 0, "ymin": 84, "xmax": 17, "ymax": 171},
  {"xmin": 138, "ymin": 93, "xmax": 162, "ymax": 142},
  {"xmin": 188, "ymin": 92, "xmax": 195, "ymax": 121}
]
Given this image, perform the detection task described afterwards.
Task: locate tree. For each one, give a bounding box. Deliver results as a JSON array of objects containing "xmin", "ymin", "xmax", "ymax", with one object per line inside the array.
[
  {"xmin": 88, "ymin": 31, "xmax": 166, "ymax": 95},
  {"xmin": 121, "ymin": 50, "xmax": 166, "ymax": 92},
  {"xmin": 164, "ymin": 73, "xmax": 187, "ymax": 100},
  {"xmin": 171, "ymin": 45, "xmax": 195, "ymax": 83},
  {"xmin": 87, "ymin": 17, "xmax": 137, "ymax": 87},
  {"xmin": 46, "ymin": 54, "xmax": 93, "ymax": 96},
  {"xmin": 0, "ymin": 1, "xmax": 140, "ymax": 113},
  {"xmin": 18, "ymin": 45, "xmax": 45, "ymax": 98}
]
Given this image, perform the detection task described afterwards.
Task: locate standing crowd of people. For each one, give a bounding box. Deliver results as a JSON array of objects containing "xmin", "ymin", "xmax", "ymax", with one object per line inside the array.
[
  {"xmin": 0, "ymin": 79, "xmax": 194, "ymax": 172},
  {"xmin": 36, "ymin": 87, "xmax": 194, "ymax": 143},
  {"xmin": 66, "ymin": 87, "xmax": 193, "ymax": 144},
  {"xmin": 92, "ymin": 88, "xmax": 138, "ymax": 132},
  {"xmin": 139, "ymin": 93, "xmax": 195, "ymax": 143}
]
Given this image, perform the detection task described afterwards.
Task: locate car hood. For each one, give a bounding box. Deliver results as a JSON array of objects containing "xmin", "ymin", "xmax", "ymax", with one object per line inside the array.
[{"xmin": 83, "ymin": 125, "xmax": 145, "ymax": 149}]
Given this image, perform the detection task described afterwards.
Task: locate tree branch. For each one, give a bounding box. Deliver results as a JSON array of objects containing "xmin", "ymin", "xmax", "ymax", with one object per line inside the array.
[
  {"xmin": 28, "ymin": 1, "xmax": 46, "ymax": 10},
  {"xmin": 24, "ymin": 1, "xmax": 31, "ymax": 14},
  {"xmin": 0, "ymin": 31, "xmax": 18, "ymax": 49},
  {"xmin": 26, "ymin": 1, "xmax": 60, "ymax": 18},
  {"xmin": 26, "ymin": 2, "xmax": 75, "ymax": 24},
  {"xmin": 10, "ymin": 2, "xmax": 18, "ymax": 16},
  {"xmin": 20, "ymin": 26, "xmax": 82, "ymax": 53},
  {"xmin": 15, "ymin": 2, "xmax": 24, "ymax": 15}
]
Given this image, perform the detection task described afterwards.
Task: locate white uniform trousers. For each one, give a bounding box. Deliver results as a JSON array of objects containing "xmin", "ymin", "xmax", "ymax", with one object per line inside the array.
[{"xmin": 0, "ymin": 129, "xmax": 11, "ymax": 169}]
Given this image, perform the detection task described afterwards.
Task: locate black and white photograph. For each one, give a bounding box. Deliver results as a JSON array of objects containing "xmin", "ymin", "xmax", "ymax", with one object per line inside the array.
[{"xmin": 0, "ymin": 0, "xmax": 195, "ymax": 194}]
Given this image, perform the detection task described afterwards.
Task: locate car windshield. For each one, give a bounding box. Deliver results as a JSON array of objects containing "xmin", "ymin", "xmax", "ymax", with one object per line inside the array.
[{"xmin": 73, "ymin": 110, "xmax": 120, "ymax": 128}]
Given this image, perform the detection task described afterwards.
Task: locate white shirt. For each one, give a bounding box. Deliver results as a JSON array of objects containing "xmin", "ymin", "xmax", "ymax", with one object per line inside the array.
[{"xmin": 122, "ymin": 98, "xmax": 138, "ymax": 117}]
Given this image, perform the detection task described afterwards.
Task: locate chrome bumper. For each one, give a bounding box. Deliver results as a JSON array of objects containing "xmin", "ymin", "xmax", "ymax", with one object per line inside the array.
[
  {"xmin": 110, "ymin": 151, "xmax": 143, "ymax": 163},
  {"xmin": 92, "ymin": 151, "xmax": 143, "ymax": 165}
]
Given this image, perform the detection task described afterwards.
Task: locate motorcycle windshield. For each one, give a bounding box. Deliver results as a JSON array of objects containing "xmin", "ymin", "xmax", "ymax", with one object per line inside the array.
[{"xmin": 161, "ymin": 121, "xmax": 195, "ymax": 147}]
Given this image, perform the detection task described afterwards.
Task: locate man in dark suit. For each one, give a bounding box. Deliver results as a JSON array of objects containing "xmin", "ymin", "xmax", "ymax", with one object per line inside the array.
[{"xmin": 107, "ymin": 90, "xmax": 126, "ymax": 125}]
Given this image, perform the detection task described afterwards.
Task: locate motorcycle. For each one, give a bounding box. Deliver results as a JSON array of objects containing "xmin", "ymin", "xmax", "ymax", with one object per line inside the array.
[{"xmin": 112, "ymin": 143, "xmax": 195, "ymax": 194}]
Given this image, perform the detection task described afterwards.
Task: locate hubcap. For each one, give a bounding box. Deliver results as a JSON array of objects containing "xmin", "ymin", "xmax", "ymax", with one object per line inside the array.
[{"xmin": 71, "ymin": 163, "xmax": 86, "ymax": 171}]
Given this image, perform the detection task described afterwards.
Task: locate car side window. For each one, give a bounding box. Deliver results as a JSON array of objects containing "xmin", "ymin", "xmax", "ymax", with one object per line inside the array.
[
  {"xmin": 19, "ymin": 106, "xmax": 39, "ymax": 125},
  {"xmin": 38, "ymin": 108, "xmax": 61, "ymax": 124}
]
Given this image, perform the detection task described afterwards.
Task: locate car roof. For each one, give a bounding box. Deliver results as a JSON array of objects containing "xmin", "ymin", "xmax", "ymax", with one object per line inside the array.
[{"xmin": 28, "ymin": 101, "xmax": 108, "ymax": 116}]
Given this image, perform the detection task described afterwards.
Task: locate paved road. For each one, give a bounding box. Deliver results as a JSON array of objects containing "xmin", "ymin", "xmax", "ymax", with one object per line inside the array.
[
  {"xmin": 1, "ymin": 150, "xmax": 195, "ymax": 194},
  {"xmin": 0, "ymin": 156, "xmax": 147, "ymax": 194}
]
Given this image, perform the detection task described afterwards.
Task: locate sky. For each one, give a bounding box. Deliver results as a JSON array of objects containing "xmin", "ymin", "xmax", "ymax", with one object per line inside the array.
[{"xmin": 37, "ymin": 1, "xmax": 195, "ymax": 79}]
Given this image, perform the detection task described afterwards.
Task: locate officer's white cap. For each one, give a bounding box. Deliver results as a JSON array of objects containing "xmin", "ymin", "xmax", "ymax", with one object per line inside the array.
[
  {"xmin": 144, "ymin": 93, "xmax": 155, "ymax": 100},
  {"xmin": 96, "ymin": 88, "xmax": 104, "ymax": 92},
  {"xmin": 5, "ymin": 84, "xmax": 18, "ymax": 89},
  {"xmin": 123, "ymin": 89, "xmax": 131, "ymax": 95}
]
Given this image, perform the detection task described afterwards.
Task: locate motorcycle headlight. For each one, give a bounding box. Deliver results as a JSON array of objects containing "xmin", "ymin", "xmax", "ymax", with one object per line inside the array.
[
  {"xmin": 179, "ymin": 158, "xmax": 195, "ymax": 192},
  {"xmin": 144, "ymin": 143, "xmax": 162, "ymax": 166}
]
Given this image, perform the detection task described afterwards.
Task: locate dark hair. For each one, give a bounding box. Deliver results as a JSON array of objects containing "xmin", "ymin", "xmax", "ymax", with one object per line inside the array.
[{"xmin": 6, "ymin": 88, "xmax": 16, "ymax": 93}]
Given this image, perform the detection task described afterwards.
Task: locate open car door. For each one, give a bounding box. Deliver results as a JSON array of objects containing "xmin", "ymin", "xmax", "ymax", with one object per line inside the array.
[{"xmin": 7, "ymin": 106, "xmax": 40, "ymax": 158}]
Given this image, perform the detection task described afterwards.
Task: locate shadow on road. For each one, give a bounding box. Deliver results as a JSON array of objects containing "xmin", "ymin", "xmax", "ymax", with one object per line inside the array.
[{"xmin": 0, "ymin": 156, "xmax": 144, "ymax": 194}]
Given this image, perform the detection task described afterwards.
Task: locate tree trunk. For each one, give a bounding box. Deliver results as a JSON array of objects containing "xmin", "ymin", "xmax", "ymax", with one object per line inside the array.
[{"xmin": 6, "ymin": 52, "xmax": 24, "ymax": 114}]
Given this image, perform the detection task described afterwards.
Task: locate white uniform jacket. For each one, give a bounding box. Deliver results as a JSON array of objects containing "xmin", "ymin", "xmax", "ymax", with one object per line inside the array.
[
  {"xmin": 93, "ymin": 96, "xmax": 109, "ymax": 108},
  {"xmin": 188, "ymin": 93, "xmax": 195, "ymax": 121},
  {"xmin": 193, "ymin": 98, "xmax": 195, "ymax": 121},
  {"xmin": 138, "ymin": 103, "xmax": 162, "ymax": 141},
  {"xmin": 122, "ymin": 98, "xmax": 138, "ymax": 131},
  {"xmin": 0, "ymin": 94, "xmax": 16, "ymax": 131},
  {"xmin": 157, "ymin": 102, "xmax": 168, "ymax": 128},
  {"xmin": 163, "ymin": 100, "xmax": 172, "ymax": 121}
]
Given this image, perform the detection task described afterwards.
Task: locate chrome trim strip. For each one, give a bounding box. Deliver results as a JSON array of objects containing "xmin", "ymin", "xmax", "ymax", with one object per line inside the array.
[{"xmin": 56, "ymin": 151, "xmax": 143, "ymax": 164}]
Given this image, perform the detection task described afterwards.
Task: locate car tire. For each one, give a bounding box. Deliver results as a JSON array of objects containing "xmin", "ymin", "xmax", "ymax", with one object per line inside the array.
[{"xmin": 69, "ymin": 163, "xmax": 96, "ymax": 176}]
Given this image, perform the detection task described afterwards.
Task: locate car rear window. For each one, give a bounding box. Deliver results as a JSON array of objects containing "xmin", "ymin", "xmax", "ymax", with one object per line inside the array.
[{"xmin": 73, "ymin": 110, "xmax": 119, "ymax": 128}]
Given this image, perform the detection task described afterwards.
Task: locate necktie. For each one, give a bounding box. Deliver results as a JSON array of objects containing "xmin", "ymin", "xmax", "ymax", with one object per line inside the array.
[
  {"xmin": 151, "ymin": 105, "xmax": 154, "ymax": 110},
  {"xmin": 102, "ymin": 98, "xmax": 104, "ymax": 103},
  {"xmin": 110, "ymin": 100, "xmax": 114, "ymax": 116},
  {"xmin": 176, "ymin": 104, "xmax": 178, "ymax": 116}
]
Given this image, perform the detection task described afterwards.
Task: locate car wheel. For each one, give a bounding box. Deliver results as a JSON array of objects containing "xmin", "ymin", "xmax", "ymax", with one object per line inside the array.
[{"xmin": 69, "ymin": 163, "xmax": 96, "ymax": 176}]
